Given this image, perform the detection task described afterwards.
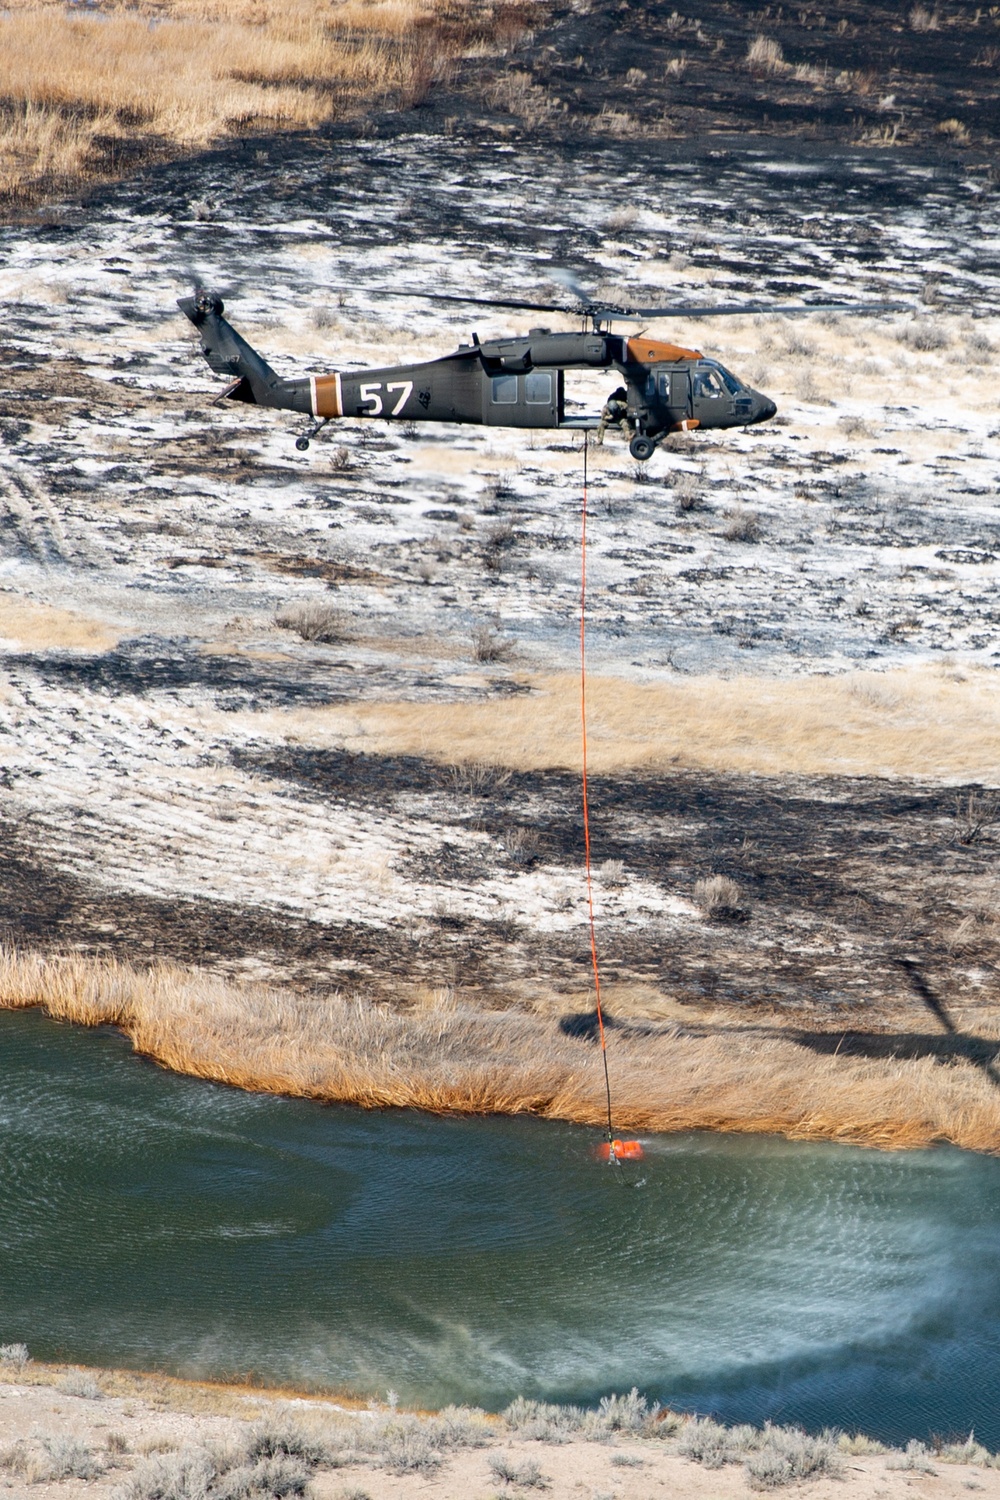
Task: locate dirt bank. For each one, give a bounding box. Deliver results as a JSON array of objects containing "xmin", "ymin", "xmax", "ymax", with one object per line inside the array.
[{"xmin": 2, "ymin": 1359, "xmax": 1000, "ymax": 1500}]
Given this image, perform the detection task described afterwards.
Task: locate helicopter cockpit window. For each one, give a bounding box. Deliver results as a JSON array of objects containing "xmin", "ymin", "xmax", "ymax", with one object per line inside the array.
[
  {"xmin": 693, "ymin": 370, "xmax": 725, "ymax": 399},
  {"xmin": 491, "ymin": 375, "xmax": 518, "ymax": 404},
  {"xmin": 525, "ymin": 372, "xmax": 553, "ymax": 404},
  {"xmin": 713, "ymin": 363, "xmax": 743, "ymax": 396}
]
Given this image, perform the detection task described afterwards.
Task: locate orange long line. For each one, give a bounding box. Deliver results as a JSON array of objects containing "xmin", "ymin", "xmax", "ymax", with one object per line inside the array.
[{"xmin": 579, "ymin": 434, "xmax": 614, "ymax": 1144}]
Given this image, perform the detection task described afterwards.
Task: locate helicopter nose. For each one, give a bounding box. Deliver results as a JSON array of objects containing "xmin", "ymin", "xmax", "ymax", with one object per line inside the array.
[{"xmin": 757, "ymin": 396, "xmax": 777, "ymax": 423}]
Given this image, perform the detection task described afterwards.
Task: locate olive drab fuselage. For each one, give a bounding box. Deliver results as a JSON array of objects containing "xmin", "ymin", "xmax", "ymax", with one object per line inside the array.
[{"xmin": 177, "ymin": 294, "xmax": 778, "ymax": 458}]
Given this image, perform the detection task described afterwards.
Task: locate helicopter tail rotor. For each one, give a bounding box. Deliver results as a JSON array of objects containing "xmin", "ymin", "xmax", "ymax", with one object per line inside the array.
[{"xmin": 177, "ymin": 292, "xmax": 285, "ymax": 407}]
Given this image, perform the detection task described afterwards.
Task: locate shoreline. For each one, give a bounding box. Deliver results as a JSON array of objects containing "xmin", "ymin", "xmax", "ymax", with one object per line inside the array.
[
  {"xmin": 3, "ymin": 949, "xmax": 1000, "ymax": 1154},
  {"xmin": 3, "ymin": 1357, "xmax": 1000, "ymax": 1500}
]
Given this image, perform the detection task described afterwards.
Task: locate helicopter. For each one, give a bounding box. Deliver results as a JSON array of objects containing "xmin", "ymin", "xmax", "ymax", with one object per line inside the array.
[{"xmin": 178, "ymin": 276, "xmax": 907, "ymax": 462}]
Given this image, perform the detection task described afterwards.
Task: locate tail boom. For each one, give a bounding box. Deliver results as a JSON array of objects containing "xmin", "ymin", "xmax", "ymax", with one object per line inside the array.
[{"xmin": 178, "ymin": 293, "xmax": 312, "ymax": 415}]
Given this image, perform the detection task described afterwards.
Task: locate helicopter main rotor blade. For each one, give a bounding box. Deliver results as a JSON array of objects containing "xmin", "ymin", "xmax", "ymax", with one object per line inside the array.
[
  {"xmin": 394, "ymin": 291, "xmax": 575, "ymax": 314},
  {"xmin": 389, "ymin": 294, "xmax": 575, "ymax": 318},
  {"xmin": 363, "ymin": 288, "xmax": 912, "ymax": 320},
  {"xmin": 603, "ymin": 300, "xmax": 912, "ymax": 319}
]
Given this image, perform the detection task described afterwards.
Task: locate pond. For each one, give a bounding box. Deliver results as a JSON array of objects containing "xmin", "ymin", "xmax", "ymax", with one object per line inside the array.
[{"xmin": 2, "ymin": 1007, "xmax": 999, "ymax": 1447}]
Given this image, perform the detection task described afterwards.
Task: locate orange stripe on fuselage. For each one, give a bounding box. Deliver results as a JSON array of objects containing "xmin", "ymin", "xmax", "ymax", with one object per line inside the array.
[
  {"xmin": 313, "ymin": 373, "xmax": 343, "ymax": 418},
  {"xmin": 624, "ymin": 336, "xmax": 702, "ymax": 364}
]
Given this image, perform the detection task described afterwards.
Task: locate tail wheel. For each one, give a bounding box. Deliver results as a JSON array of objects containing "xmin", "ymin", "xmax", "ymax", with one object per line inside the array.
[{"xmin": 629, "ymin": 434, "xmax": 656, "ymax": 462}]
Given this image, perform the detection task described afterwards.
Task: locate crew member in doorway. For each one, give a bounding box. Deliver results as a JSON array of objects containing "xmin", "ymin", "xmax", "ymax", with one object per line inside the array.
[{"xmin": 596, "ymin": 386, "xmax": 631, "ymax": 446}]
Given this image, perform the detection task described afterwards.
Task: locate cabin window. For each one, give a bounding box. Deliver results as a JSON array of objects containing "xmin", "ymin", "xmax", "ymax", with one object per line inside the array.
[
  {"xmin": 525, "ymin": 372, "xmax": 553, "ymax": 404},
  {"xmin": 693, "ymin": 370, "xmax": 724, "ymax": 399},
  {"xmin": 491, "ymin": 375, "xmax": 518, "ymax": 404}
]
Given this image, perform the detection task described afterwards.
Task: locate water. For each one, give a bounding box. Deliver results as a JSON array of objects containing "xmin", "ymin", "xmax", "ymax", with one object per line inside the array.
[{"xmin": 2, "ymin": 1008, "xmax": 999, "ymax": 1447}]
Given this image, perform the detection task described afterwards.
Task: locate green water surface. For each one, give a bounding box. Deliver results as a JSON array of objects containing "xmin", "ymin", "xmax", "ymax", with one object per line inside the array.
[{"xmin": 2, "ymin": 1008, "xmax": 999, "ymax": 1447}]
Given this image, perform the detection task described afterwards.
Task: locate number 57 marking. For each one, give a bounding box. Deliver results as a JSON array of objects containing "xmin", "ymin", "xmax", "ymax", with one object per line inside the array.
[{"xmin": 359, "ymin": 381, "xmax": 413, "ymax": 417}]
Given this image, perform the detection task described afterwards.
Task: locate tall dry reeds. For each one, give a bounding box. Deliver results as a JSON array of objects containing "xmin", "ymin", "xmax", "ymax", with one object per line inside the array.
[
  {"xmin": 0, "ymin": 0, "xmax": 522, "ymax": 199},
  {"xmin": 4, "ymin": 947, "xmax": 1000, "ymax": 1153}
]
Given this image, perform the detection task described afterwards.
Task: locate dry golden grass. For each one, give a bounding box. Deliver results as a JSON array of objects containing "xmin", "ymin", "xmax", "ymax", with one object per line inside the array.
[
  {"xmin": 0, "ymin": 0, "xmax": 521, "ymax": 199},
  {"xmin": 261, "ymin": 665, "xmax": 1000, "ymax": 783},
  {"xmin": 4, "ymin": 947, "xmax": 1000, "ymax": 1153},
  {"xmin": 0, "ymin": 594, "xmax": 119, "ymax": 652}
]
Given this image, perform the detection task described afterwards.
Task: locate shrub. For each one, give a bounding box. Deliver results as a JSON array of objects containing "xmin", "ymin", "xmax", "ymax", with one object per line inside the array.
[
  {"xmin": 241, "ymin": 1424, "xmax": 327, "ymax": 1466},
  {"xmin": 40, "ymin": 1437, "xmax": 106, "ymax": 1482},
  {"xmin": 116, "ymin": 1443, "xmax": 316, "ymax": 1500},
  {"xmin": 0, "ymin": 1342, "xmax": 29, "ymax": 1370},
  {"xmin": 597, "ymin": 1389, "xmax": 655, "ymax": 1433},
  {"xmin": 429, "ymin": 1406, "xmax": 494, "ymax": 1450},
  {"xmin": 0, "ymin": 1441, "xmax": 28, "ymax": 1474},
  {"xmin": 678, "ymin": 1417, "xmax": 733, "ymax": 1468},
  {"xmin": 745, "ymin": 34, "xmax": 785, "ymax": 72},
  {"xmin": 674, "ymin": 471, "xmax": 699, "ymax": 511},
  {"xmin": 471, "ymin": 623, "xmax": 516, "ymax": 663},
  {"xmin": 3, "ymin": 1437, "xmax": 104, "ymax": 1484},
  {"xmin": 503, "ymin": 1398, "xmax": 587, "ymax": 1443},
  {"xmin": 745, "ymin": 1426, "xmax": 843, "ymax": 1489},
  {"xmin": 374, "ymin": 1428, "xmax": 441, "ymax": 1476},
  {"xmin": 57, "ymin": 1369, "xmax": 103, "ymax": 1399},
  {"xmin": 693, "ymin": 874, "xmax": 745, "ymax": 920},
  {"xmin": 274, "ymin": 600, "xmax": 346, "ymax": 644},
  {"xmin": 886, "ymin": 1439, "xmax": 937, "ymax": 1473},
  {"xmin": 500, "ymin": 827, "xmax": 542, "ymax": 865},
  {"xmin": 606, "ymin": 204, "xmax": 638, "ymax": 233},
  {"xmin": 488, "ymin": 1453, "xmax": 546, "ymax": 1486},
  {"xmin": 909, "ymin": 5, "xmax": 939, "ymax": 28},
  {"xmin": 838, "ymin": 1432, "xmax": 887, "ymax": 1455},
  {"xmin": 114, "ymin": 1448, "xmax": 218, "ymax": 1500},
  {"xmin": 722, "ymin": 507, "xmax": 763, "ymax": 543},
  {"xmin": 447, "ymin": 760, "xmax": 513, "ymax": 795},
  {"xmin": 214, "ymin": 1455, "xmax": 311, "ymax": 1499},
  {"xmin": 599, "ymin": 858, "xmax": 626, "ymax": 887},
  {"xmin": 896, "ymin": 320, "xmax": 948, "ymax": 351},
  {"xmin": 940, "ymin": 1435, "xmax": 992, "ymax": 1465}
]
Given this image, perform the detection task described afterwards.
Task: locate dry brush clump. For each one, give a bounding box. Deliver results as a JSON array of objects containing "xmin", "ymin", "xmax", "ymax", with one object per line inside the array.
[
  {"xmin": 1, "ymin": 1435, "xmax": 106, "ymax": 1485},
  {"xmin": 274, "ymin": 599, "xmax": 348, "ymax": 644},
  {"xmin": 722, "ymin": 507, "xmax": 763, "ymax": 543},
  {"xmin": 5, "ymin": 948, "xmax": 1000, "ymax": 1151},
  {"xmin": 745, "ymin": 34, "xmax": 787, "ymax": 74},
  {"xmin": 693, "ymin": 874, "xmax": 745, "ymax": 921},
  {"xmin": 680, "ymin": 1417, "xmax": 844, "ymax": 1488}
]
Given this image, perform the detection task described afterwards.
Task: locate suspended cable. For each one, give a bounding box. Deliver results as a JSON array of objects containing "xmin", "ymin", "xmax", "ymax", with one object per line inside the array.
[{"xmin": 579, "ymin": 432, "xmax": 643, "ymax": 1174}]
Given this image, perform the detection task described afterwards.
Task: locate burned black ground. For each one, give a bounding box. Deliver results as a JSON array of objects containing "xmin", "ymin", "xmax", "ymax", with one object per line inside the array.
[
  {"xmin": 1, "ymin": 0, "xmax": 998, "ymax": 1062},
  {"xmin": 4, "ymin": 747, "xmax": 998, "ymax": 1022}
]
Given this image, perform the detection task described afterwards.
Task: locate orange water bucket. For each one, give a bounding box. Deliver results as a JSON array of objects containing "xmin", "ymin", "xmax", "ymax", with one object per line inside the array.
[{"xmin": 596, "ymin": 1139, "xmax": 644, "ymax": 1162}]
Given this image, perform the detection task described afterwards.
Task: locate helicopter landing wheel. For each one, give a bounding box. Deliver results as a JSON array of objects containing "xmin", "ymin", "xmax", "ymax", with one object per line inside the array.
[
  {"xmin": 295, "ymin": 436, "xmax": 310, "ymax": 452},
  {"xmin": 629, "ymin": 434, "xmax": 656, "ymax": 462}
]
